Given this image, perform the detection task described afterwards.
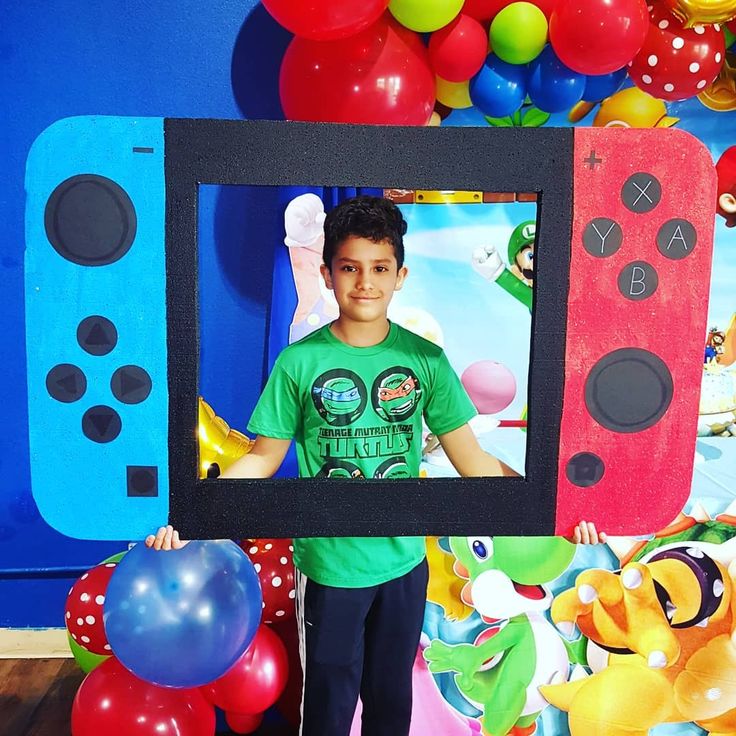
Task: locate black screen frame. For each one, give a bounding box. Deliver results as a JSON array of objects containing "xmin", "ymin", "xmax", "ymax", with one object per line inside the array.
[{"xmin": 165, "ymin": 120, "xmax": 573, "ymax": 538}]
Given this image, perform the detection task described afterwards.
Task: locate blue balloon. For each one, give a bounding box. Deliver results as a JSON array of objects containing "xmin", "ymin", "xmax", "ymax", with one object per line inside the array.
[
  {"xmin": 583, "ymin": 67, "xmax": 627, "ymax": 102},
  {"xmin": 469, "ymin": 55, "xmax": 527, "ymax": 118},
  {"xmin": 104, "ymin": 540, "xmax": 262, "ymax": 688},
  {"xmin": 528, "ymin": 46, "xmax": 585, "ymax": 114}
]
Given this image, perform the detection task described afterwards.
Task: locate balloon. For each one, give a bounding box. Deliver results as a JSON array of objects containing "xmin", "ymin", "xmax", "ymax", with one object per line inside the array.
[
  {"xmin": 388, "ymin": 0, "xmax": 464, "ymax": 32},
  {"xmin": 528, "ymin": 45, "xmax": 586, "ymax": 112},
  {"xmin": 469, "ymin": 54, "xmax": 527, "ymax": 117},
  {"xmin": 198, "ymin": 397, "xmax": 253, "ymax": 478},
  {"xmin": 490, "ymin": 2, "xmax": 548, "ymax": 64},
  {"xmin": 549, "ymin": 0, "xmax": 649, "ymax": 75},
  {"xmin": 72, "ymin": 657, "xmax": 215, "ymax": 736},
  {"xmin": 261, "ymin": 0, "xmax": 390, "ymax": 40},
  {"xmin": 428, "ymin": 13, "xmax": 488, "ymax": 82},
  {"xmin": 66, "ymin": 559, "xmax": 122, "ymax": 655},
  {"xmin": 436, "ymin": 76, "xmax": 474, "ymax": 108},
  {"xmin": 461, "ymin": 360, "xmax": 517, "ymax": 414},
  {"xmin": 279, "ymin": 14, "xmax": 435, "ymax": 125},
  {"xmin": 582, "ymin": 67, "xmax": 628, "ymax": 102},
  {"xmin": 270, "ymin": 617, "xmax": 303, "ymax": 728},
  {"xmin": 104, "ymin": 540, "xmax": 262, "ymax": 688},
  {"xmin": 225, "ymin": 711, "xmax": 263, "ymax": 734},
  {"xmin": 461, "ymin": 0, "xmax": 556, "ymax": 21},
  {"xmin": 68, "ymin": 632, "xmax": 108, "ymax": 673},
  {"xmin": 241, "ymin": 538, "xmax": 296, "ymax": 624},
  {"xmin": 629, "ymin": 4, "xmax": 725, "ymax": 101},
  {"xmin": 202, "ymin": 625, "xmax": 289, "ymax": 715},
  {"xmin": 662, "ymin": 0, "xmax": 736, "ymax": 27}
]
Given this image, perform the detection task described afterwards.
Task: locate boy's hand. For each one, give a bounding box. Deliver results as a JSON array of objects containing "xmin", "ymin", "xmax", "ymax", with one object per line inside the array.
[
  {"xmin": 144, "ymin": 525, "xmax": 189, "ymax": 551},
  {"xmin": 567, "ymin": 521, "xmax": 607, "ymax": 546}
]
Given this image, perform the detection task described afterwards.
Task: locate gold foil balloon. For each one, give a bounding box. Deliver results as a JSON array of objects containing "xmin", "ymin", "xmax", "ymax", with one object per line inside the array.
[
  {"xmin": 197, "ymin": 397, "xmax": 253, "ymax": 478},
  {"xmin": 663, "ymin": 0, "xmax": 736, "ymax": 27}
]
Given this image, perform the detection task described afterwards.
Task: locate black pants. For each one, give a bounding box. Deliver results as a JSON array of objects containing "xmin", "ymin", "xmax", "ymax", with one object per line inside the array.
[{"xmin": 296, "ymin": 559, "xmax": 429, "ymax": 736}]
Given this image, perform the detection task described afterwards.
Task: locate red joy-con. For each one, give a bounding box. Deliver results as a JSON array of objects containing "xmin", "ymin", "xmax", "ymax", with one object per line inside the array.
[{"xmin": 554, "ymin": 128, "xmax": 716, "ymax": 536}]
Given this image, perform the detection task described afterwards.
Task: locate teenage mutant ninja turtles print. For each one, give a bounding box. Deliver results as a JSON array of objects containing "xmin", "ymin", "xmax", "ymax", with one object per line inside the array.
[
  {"xmin": 373, "ymin": 456, "xmax": 411, "ymax": 478},
  {"xmin": 311, "ymin": 369, "xmax": 367, "ymax": 426},
  {"xmin": 371, "ymin": 366, "xmax": 422, "ymax": 423},
  {"xmin": 316, "ymin": 459, "xmax": 365, "ymax": 479}
]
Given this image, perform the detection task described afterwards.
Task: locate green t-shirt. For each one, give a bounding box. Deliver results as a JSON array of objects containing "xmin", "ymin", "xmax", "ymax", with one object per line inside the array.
[{"xmin": 247, "ymin": 322, "xmax": 477, "ymax": 587}]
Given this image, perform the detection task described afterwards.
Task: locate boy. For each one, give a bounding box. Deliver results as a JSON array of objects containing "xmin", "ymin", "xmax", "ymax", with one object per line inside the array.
[{"xmin": 148, "ymin": 195, "xmax": 603, "ymax": 736}]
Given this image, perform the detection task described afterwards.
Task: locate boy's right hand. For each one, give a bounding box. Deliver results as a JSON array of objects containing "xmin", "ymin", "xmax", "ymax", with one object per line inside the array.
[{"xmin": 144, "ymin": 525, "xmax": 189, "ymax": 551}]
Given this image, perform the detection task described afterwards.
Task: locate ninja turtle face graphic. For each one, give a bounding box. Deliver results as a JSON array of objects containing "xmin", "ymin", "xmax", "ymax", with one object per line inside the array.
[
  {"xmin": 311, "ymin": 369, "xmax": 366, "ymax": 426},
  {"xmin": 317, "ymin": 460, "xmax": 365, "ymax": 479},
  {"xmin": 371, "ymin": 366, "xmax": 421, "ymax": 423},
  {"xmin": 373, "ymin": 457, "xmax": 411, "ymax": 479}
]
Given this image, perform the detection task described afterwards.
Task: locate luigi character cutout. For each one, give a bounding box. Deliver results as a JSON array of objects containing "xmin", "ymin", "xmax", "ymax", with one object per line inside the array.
[{"xmin": 471, "ymin": 221, "xmax": 536, "ymax": 312}]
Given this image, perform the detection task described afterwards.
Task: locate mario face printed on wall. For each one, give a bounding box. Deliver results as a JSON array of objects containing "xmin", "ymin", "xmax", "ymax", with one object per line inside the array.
[
  {"xmin": 716, "ymin": 146, "xmax": 736, "ymax": 227},
  {"xmin": 471, "ymin": 221, "xmax": 536, "ymax": 312}
]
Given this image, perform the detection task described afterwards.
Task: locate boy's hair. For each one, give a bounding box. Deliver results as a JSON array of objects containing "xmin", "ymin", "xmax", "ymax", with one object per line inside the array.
[{"xmin": 323, "ymin": 195, "xmax": 407, "ymax": 270}]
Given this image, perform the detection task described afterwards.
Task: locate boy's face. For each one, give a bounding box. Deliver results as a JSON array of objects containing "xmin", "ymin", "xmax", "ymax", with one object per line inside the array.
[{"xmin": 320, "ymin": 236, "xmax": 407, "ymax": 325}]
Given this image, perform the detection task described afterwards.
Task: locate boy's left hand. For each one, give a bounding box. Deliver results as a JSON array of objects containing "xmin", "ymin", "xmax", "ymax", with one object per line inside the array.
[{"xmin": 567, "ymin": 521, "xmax": 607, "ymax": 545}]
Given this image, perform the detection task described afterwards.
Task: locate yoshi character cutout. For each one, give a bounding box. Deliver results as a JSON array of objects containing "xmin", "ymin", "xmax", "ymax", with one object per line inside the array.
[
  {"xmin": 472, "ymin": 221, "xmax": 535, "ymax": 312},
  {"xmin": 424, "ymin": 536, "xmax": 580, "ymax": 736}
]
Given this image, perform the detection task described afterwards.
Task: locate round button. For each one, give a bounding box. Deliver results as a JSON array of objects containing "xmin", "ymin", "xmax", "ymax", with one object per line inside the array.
[
  {"xmin": 566, "ymin": 452, "xmax": 605, "ymax": 487},
  {"xmin": 77, "ymin": 316, "xmax": 118, "ymax": 356},
  {"xmin": 657, "ymin": 219, "xmax": 697, "ymax": 260},
  {"xmin": 617, "ymin": 261, "xmax": 658, "ymax": 301},
  {"xmin": 45, "ymin": 175, "xmax": 137, "ymax": 266},
  {"xmin": 46, "ymin": 364, "xmax": 87, "ymax": 403},
  {"xmin": 111, "ymin": 365, "xmax": 152, "ymax": 404},
  {"xmin": 585, "ymin": 348, "xmax": 673, "ymax": 433},
  {"xmin": 82, "ymin": 405, "xmax": 122, "ymax": 443},
  {"xmin": 621, "ymin": 173, "xmax": 661, "ymax": 213},
  {"xmin": 582, "ymin": 218, "xmax": 623, "ymax": 258}
]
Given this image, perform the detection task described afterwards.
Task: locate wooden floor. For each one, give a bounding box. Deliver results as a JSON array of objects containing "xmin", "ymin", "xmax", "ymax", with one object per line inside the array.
[{"xmin": 1, "ymin": 658, "xmax": 295, "ymax": 736}]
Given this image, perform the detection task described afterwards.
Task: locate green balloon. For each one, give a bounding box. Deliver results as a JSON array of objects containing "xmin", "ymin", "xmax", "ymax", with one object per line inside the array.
[
  {"xmin": 68, "ymin": 632, "xmax": 109, "ymax": 673},
  {"xmin": 389, "ymin": 0, "xmax": 464, "ymax": 33},
  {"xmin": 490, "ymin": 2, "xmax": 548, "ymax": 65}
]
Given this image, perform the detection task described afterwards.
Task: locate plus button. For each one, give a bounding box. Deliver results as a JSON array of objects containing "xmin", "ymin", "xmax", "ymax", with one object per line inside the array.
[{"xmin": 584, "ymin": 150, "xmax": 603, "ymax": 170}]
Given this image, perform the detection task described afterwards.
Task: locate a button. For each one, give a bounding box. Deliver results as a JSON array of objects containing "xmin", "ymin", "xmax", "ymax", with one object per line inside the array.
[
  {"xmin": 618, "ymin": 261, "xmax": 658, "ymax": 301},
  {"xmin": 582, "ymin": 218, "xmax": 623, "ymax": 258},
  {"xmin": 127, "ymin": 466, "xmax": 158, "ymax": 497},
  {"xmin": 46, "ymin": 364, "xmax": 87, "ymax": 403},
  {"xmin": 621, "ymin": 173, "xmax": 661, "ymax": 213},
  {"xmin": 585, "ymin": 348, "xmax": 673, "ymax": 433},
  {"xmin": 82, "ymin": 405, "xmax": 122, "ymax": 443},
  {"xmin": 44, "ymin": 175, "xmax": 137, "ymax": 266},
  {"xmin": 566, "ymin": 452, "xmax": 605, "ymax": 487},
  {"xmin": 657, "ymin": 219, "xmax": 697, "ymax": 260},
  {"xmin": 111, "ymin": 366, "xmax": 152, "ymax": 404},
  {"xmin": 77, "ymin": 316, "xmax": 117, "ymax": 356}
]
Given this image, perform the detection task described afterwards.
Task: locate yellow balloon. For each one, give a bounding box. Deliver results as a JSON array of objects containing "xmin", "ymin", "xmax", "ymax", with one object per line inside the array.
[
  {"xmin": 389, "ymin": 0, "xmax": 463, "ymax": 33},
  {"xmin": 663, "ymin": 0, "xmax": 736, "ymax": 26},
  {"xmin": 197, "ymin": 397, "xmax": 253, "ymax": 478},
  {"xmin": 435, "ymin": 76, "xmax": 472, "ymax": 109}
]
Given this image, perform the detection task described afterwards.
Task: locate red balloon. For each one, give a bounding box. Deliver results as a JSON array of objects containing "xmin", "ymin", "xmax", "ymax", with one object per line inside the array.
[
  {"xmin": 65, "ymin": 560, "xmax": 119, "ymax": 655},
  {"xmin": 549, "ymin": 0, "xmax": 650, "ymax": 75},
  {"xmin": 201, "ymin": 625, "xmax": 289, "ymax": 715},
  {"xmin": 429, "ymin": 13, "xmax": 488, "ymax": 82},
  {"xmin": 279, "ymin": 13, "xmax": 435, "ymax": 125},
  {"xmin": 461, "ymin": 0, "xmax": 556, "ymax": 22},
  {"xmin": 71, "ymin": 658, "xmax": 215, "ymax": 736},
  {"xmin": 225, "ymin": 711, "xmax": 263, "ymax": 735},
  {"xmin": 241, "ymin": 538, "xmax": 296, "ymax": 624},
  {"xmin": 629, "ymin": 4, "xmax": 725, "ymax": 101},
  {"xmin": 262, "ymin": 0, "xmax": 390, "ymax": 41}
]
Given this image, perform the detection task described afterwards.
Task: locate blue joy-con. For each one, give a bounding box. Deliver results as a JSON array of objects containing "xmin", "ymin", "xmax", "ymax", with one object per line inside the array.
[{"xmin": 25, "ymin": 116, "xmax": 168, "ymax": 540}]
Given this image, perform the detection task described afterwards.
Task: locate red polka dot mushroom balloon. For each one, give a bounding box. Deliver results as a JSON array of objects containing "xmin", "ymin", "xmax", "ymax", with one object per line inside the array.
[
  {"xmin": 65, "ymin": 559, "xmax": 120, "ymax": 655},
  {"xmin": 241, "ymin": 539, "xmax": 296, "ymax": 624},
  {"xmin": 629, "ymin": 3, "xmax": 725, "ymax": 100}
]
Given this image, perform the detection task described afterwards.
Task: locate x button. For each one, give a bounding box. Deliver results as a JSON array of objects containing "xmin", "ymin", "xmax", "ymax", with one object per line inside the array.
[{"xmin": 621, "ymin": 172, "xmax": 661, "ymax": 213}]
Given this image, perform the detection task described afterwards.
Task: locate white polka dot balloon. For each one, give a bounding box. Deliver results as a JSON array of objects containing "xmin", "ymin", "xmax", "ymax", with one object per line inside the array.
[
  {"xmin": 629, "ymin": 3, "xmax": 725, "ymax": 101},
  {"xmin": 240, "ymin": 539, "xmax": 296, "ymax": 624}
]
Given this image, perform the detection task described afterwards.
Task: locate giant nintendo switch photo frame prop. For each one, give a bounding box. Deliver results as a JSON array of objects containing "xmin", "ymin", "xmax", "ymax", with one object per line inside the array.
[{"xmin": 25, "ymin": 117, "xmax": 716, "ymax": 541}]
